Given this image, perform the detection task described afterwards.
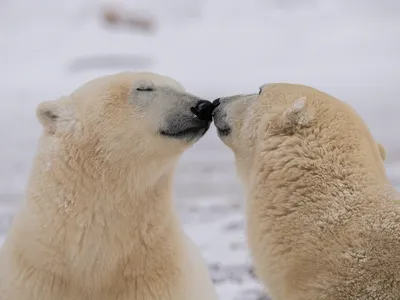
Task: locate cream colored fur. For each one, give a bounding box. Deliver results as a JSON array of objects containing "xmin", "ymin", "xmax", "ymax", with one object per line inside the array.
[
  {"xmin": 213, "ymin": 83, "xmax": 400, "ymax": 300},
  {"xmin": 0, "ymin": 72, "xmax": 218, "ymax": 300}
]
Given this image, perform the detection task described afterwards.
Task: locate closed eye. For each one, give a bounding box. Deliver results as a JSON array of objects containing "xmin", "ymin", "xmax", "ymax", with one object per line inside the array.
[{"xmin": 137, "ymin": 87, "xmax": 154, "ymax": 92}]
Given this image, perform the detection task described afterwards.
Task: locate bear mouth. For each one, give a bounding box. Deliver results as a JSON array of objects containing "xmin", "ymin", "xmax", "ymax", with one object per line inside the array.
[
  {"xmin": 212, "ymin": 108, "xmax": 231, "ymax": 137},
  {"xmin": 160, "ymin": 123, "xmax": 210, "ymax": 139},
  {"xmin": 215, "ymin": 126, "xmax": 231, "ymax": 136}
]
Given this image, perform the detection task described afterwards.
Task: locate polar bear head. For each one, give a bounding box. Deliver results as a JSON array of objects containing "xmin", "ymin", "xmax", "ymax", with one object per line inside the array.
[
  {"xmin": 35, "ymin": 72, "xmax": 214, "ymax": 187},
  {"xmin": 213, "ymin": 83, "xmax": 386, "ymax": 186}
]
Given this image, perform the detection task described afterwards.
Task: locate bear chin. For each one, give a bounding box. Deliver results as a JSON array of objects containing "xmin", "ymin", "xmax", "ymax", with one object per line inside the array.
[
  {"xmin": 215, "ymin": 126, "xmax": 231, "ymax": 137},
  {"xmin": 160, "ymin": 123, "xmax": 210, "ymax": 140}
]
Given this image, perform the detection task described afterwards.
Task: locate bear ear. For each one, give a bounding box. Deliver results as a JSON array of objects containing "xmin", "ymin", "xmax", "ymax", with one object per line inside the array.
[
  {"xmin": 378, "ymin": 143, "xmax": 386, "ymax": 161},
  {"xmin": 36, "ymin": 99, "xmax": 75, "ymax": 134},
  {"xmin": 279, "ymin": 96, "xmax": 313, "ymax": 129}
]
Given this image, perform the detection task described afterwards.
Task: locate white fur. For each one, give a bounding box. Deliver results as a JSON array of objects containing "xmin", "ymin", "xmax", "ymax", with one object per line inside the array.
[{"xmin": 0, "ymin": 72, "xmax": 217, "ymax": 300}]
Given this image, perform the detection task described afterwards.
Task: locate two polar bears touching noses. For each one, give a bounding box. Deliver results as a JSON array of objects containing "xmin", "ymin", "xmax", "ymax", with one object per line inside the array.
[{"xmin": 0, "ymin": 72, "xmax": 399, "ymax": 300}]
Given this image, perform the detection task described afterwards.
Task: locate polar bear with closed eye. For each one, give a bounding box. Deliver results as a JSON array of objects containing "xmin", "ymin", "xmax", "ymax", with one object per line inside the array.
[{"xmin": 0, "ymin": 72, "xmax": 218, "ymax": 300}]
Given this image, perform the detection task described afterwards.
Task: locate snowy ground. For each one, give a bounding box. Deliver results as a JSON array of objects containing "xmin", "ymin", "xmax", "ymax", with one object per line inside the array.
[{"xmin": 1, "ymin": 0, "xmax": 400, "ymax": 299}]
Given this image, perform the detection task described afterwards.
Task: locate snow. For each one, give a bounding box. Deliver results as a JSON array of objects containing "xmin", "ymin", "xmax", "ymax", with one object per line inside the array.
[{"xmin": 1, "ymin": 0, "xmax": 400, "ymax": 299}]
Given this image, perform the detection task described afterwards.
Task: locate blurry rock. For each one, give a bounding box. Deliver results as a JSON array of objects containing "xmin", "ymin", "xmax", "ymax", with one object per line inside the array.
[
  {"xmin": 103, "ymin": 8, "xmax": 120, "ymax": 24},
  {"xmin": 101, "ymin": 6, "xmax": 157, "ymax": 33}
]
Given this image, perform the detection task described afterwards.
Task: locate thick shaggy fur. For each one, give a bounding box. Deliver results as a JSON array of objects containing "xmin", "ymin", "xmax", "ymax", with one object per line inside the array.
[
  {"xmin": 213, "ymin": 83, "xmax": 400, "ymax": 300},
  {"xmin": 0, "ymin": 72, "xmax": 218, "ymax": 300}
]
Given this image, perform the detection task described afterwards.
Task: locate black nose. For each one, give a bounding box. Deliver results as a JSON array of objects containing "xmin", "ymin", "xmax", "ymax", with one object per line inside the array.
[
  {"xmin": 191, "ymin": 100, "xmax": 214, "ymax": 121},
  {"xmin": 213, "ymin": 98, "xmax": 220, "ymax": 108}
]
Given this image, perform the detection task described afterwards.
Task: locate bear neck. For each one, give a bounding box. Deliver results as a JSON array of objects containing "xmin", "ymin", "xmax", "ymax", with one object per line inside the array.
[
  {"xmin": 246, "ymin": 119, "xmax": 399, "ymax": 295},
  {"xmin": 248, "ymin": 120, "xmax": 392, "ymax": 219},
  {"xmin": 7, "ymin": 144, "xmax": 185, "ymax": 285},
  {"xmin": 27, "ymin": 147, "xmax": 177, "ymax": 218}
]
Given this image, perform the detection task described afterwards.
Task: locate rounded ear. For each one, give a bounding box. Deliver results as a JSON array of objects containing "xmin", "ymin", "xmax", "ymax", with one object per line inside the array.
[
  {"xmin": 279, "ymin": 97, "xmax": 314, "ymax": 129},
  {"xmin": 378, "ymin": 143, "xmax": 386, "ymax": 161},
  {"xmin": 37, "ymin": 100, "xmax": 60, "ymax": 134},
  {"xmin": 36, "ymin": 98, "xmax": 75, "ymax": 134}
]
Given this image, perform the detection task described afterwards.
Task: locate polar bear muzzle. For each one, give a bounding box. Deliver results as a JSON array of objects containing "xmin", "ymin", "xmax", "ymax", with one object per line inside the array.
[
  {"xmin": 212, "ymin": 94, "xmax": 256, "ymax": 137},
  {"xmin": 160, "ymin": 100, "xmax": 215, "ymax": 140}
]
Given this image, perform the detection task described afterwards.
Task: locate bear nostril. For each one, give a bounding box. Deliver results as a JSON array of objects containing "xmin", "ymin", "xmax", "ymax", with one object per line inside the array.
[
  {"xmin": 213, "ymin": 98, "xmax": 220, "ymax": 108},
  {"xmin": 190, "ymin": 106, "xmax": 199, "ymax": 116},
  {"xmin": 191, "ymin": 100, "xmax": 214, "ymax": 121}
]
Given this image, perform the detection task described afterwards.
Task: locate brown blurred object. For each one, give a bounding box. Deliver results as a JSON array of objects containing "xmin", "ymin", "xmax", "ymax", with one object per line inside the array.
[{"xmin": 101, "ymin": 6, "xmax": 156, "ymax": 33}]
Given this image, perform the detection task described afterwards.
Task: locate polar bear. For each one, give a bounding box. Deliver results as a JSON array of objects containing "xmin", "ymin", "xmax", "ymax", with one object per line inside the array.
[
  {"xmin": 0, "ymin": 72, "xmax": 218, "ymax": 300},
  {"xmin": 212, "ymin": 83, "xmax": 400, "ymax": 300}
]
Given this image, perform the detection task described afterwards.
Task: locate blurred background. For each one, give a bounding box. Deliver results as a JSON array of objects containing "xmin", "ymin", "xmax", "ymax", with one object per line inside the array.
[{"xmin": 1, "ymin": 0, "xmax": 400, "ymax": 299}]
